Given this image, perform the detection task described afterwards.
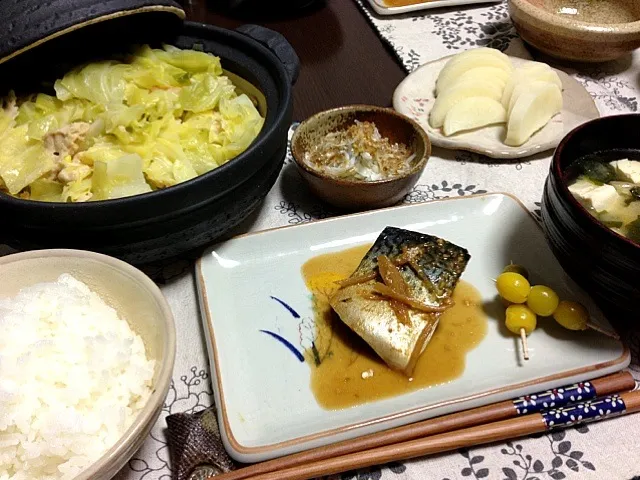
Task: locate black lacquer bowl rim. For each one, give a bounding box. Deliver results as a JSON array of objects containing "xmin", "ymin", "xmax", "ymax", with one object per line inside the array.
[
  {"xmin": 551, "ymin": 113, "xmax": 640, "ymax": 253},
  {"xmin": 0, "ymin": 21, "xmax": 292, "ymax": 215}
]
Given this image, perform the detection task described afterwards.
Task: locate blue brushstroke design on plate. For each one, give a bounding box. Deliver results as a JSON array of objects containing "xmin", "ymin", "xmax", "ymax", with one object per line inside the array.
[
  {"xmin": 270, "ymin": 296, "xmax": 301, "ymax": 318},
  {"xmin": 260, "ymin": 330, "xmax": 305, "ymax": 362}
]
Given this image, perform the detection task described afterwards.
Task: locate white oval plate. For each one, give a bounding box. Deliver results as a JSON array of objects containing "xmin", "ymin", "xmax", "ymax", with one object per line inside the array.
[
  {"xmin": 366, "ymin": 0, "xmax": 501, "ymax": 16},
  {"xmin": 196, "ymin": 193, "xmax": 627, "ymax": 463},
  {"xmin": 393, "ymin": 55, "xmax": 600, "ymax": 160}
]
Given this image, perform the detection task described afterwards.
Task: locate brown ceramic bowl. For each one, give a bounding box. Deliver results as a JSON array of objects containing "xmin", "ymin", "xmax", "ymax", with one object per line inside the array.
[
  {"xmin": 540, "ymin": 114, "xmax": 640, "ymax": 321},
  {"xmin": 291, "ymin": 105, "xmax": 430, "ymax": 211},
  {"xmin": 508, "ymin": 0, "xmax": 640, "ymax": 62}
]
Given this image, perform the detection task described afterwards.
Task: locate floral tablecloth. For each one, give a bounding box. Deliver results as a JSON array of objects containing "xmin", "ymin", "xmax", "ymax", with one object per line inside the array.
[{"xmin": 2, "ymin": 1, "xmax": 640, "ymax": 479}]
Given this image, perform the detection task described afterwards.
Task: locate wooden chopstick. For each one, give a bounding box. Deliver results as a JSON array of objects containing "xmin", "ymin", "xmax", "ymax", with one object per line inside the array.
[
  {"xmin": 209, "ymin": 371, "xmax": 634, "ymax": 480},
  {"xmin": 242, "ymin": 388, "xmax": 640, "ymax": 480}
]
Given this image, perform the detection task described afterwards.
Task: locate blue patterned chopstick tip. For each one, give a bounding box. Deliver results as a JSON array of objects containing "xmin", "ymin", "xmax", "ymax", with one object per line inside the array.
[
  {"xmin": 513, "ymin": 381, "xmax": 596, "ymax": 415},
  {"xmin": 543, "ymin": 395, "xmax": 627, "ymax": 429}
]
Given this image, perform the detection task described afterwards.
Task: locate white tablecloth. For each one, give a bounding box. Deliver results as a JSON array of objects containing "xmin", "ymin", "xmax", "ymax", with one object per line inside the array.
[{"xmin": 2, "ymin": 1, "xmax": 640, "ymax": 478}]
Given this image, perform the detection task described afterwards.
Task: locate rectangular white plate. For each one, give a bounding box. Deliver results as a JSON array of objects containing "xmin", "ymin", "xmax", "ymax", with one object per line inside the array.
[
  {"xmin": 196, "ymin": 193, "xmax": 629, "ymax": 463},
  {"xmin": 366, "ymin": 0, "xmax": 501, "ymax": 16}
]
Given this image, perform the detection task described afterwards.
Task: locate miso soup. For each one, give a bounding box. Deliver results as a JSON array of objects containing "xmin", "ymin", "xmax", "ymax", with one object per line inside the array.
[{"xmin": 568, "ymin": 155, "xmax": 640, "ymax": 243}]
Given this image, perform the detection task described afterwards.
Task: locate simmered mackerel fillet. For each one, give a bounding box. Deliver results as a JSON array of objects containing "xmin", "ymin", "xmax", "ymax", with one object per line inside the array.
[{"xmin": 329, "ymin": 227, "xmax": 470, "ymax": 376}]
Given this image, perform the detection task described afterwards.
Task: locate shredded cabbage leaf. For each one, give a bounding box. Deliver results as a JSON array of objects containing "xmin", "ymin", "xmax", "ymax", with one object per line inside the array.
[{"xmin": 0, "ymin": 45, "xmax": 265, "ymax": 202}]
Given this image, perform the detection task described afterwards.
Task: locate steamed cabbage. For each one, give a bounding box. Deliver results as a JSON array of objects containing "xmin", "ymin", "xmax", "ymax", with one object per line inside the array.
[{"xmin": 0, "ymin": 45, "xmax": 265, "ymax": 202}]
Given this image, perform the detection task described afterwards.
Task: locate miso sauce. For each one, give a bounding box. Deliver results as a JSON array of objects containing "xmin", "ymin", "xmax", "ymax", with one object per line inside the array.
[{"xmin": 301, "ymin": 244, "xmax": 487, "ymax": 410}]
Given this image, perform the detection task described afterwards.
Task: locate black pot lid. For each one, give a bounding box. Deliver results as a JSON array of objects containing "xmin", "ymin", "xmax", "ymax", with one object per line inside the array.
[{"xmin": 0, "ymin": 0, "xmax": 186, "ymax": 66}]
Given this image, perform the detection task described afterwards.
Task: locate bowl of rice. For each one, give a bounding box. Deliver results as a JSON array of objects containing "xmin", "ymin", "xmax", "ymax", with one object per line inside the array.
[{"xmin": 0, "ymin": 249, "xmax": 176, "ymax": 480}]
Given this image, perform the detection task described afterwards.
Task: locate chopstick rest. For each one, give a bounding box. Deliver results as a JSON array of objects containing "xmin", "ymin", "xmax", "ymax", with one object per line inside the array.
[{"xmin": 166, "ymin": 408, "xmax": 236, "ymax": 480}]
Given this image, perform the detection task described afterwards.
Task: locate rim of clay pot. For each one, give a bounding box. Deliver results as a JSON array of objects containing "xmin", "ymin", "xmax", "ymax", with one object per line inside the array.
[{"xmin": 0, "ymin": 3, "xmax": 186, "ymax": 66}]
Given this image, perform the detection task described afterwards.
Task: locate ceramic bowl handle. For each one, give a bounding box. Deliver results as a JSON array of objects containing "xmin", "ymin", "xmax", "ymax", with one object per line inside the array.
[{"xmin": 235, "ymin": 24, "xmax": 300, "ymax": 85}]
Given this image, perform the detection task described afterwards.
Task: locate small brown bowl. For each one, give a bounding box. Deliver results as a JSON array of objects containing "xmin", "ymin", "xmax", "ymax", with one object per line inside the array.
[
  {"xmin": 508, "ymin": 0, "xmax": 640, "ymax": 62},
  {"xmin": 291, "ymin": 105, "xmax": 431, "ymax": 211}
]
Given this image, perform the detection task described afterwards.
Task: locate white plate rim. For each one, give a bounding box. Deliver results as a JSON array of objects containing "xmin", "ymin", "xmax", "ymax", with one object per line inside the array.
[
  {"xmin": 196, "ymin": 192, "xmax": 629, "ymax": 459},
  {"xmin": 393, "ymin": 54, "xmax": 600, "ymax": 159},
  {"xmin": 366, "ymin": 0, "xmax": 501, "ymax": 15}
]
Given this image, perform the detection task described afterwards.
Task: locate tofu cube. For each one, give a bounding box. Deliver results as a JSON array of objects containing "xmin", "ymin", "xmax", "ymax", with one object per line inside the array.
[
  {"xmin": 611, "ymin": 159, "xmax": 640, "ymax": 184},
  {"xmin": 568, "ymin": 179, "xmax": 619, "ymax": 213}
]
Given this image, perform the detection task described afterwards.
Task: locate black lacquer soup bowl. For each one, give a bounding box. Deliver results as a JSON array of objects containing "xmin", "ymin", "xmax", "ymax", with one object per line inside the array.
[{"xmin": 541, "ymin": 114, "xmax": 640, "ymax": 320}]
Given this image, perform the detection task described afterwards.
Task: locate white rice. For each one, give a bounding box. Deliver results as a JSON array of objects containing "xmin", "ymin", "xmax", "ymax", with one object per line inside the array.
[{"xmin": 0, "ymin": 274, "xmax": 155, "ymax": 480}]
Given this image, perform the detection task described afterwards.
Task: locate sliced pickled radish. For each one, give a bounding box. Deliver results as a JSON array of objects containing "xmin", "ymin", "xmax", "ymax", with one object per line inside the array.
[
  {"xmin": 519, "ymin": 63, "xmax": 563, "ymax": 89},
  {"xmin": 439, "ymin": 66, "xmax": 512, "ymax": 95},
  {"xmin": 435, "ymin": 52, "xmax": 512, "ymax": 96},
  {"xmin": 508, "ymin": 80, "xmax": 558, "ymax": 116},
  {"xmin": 429, "ymin": 80, "xmax": 503, "ymax": 129},
  {"xmin": 501, "ymin": 66, "xmax": 563, "ymax": 108},
  {"xmin": 505, "ymin": 83, "xmax": 562, "ymax": 146},
  {"xmin": 442, "ymin": 97, "xmax": 507, "ymax": 136}
]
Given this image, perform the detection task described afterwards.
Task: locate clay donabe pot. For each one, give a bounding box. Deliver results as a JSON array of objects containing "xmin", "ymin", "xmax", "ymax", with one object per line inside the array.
[{"xmin": 0, "ymin": 0, "xmax": 299, "ymax": 264}]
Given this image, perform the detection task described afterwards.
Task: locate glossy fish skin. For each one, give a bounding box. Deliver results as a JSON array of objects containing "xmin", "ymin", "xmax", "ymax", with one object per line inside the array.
[
  {"xmin": 354, "ymin": 227, "xmax": 470, "ymax": 306},
  {"xmin": 329, "ymin": 227, "xmax": 470, "ymax": 375}
]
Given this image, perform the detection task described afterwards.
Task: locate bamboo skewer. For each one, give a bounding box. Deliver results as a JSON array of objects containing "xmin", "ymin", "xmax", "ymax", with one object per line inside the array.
[
  {"xmin": 232, "ymin": 389, "xmax": 640, "ymax": 480},
  {"xmin": 520, "ymin": 328, "xmax": 529, "ymax": 360},
  {"xmin": 207, "ymin": 371, "xmax": 634, "ymax": 480},
  {"xmin": 586, "ymin": 321, "xmax": 620, "ymax": 340}
]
